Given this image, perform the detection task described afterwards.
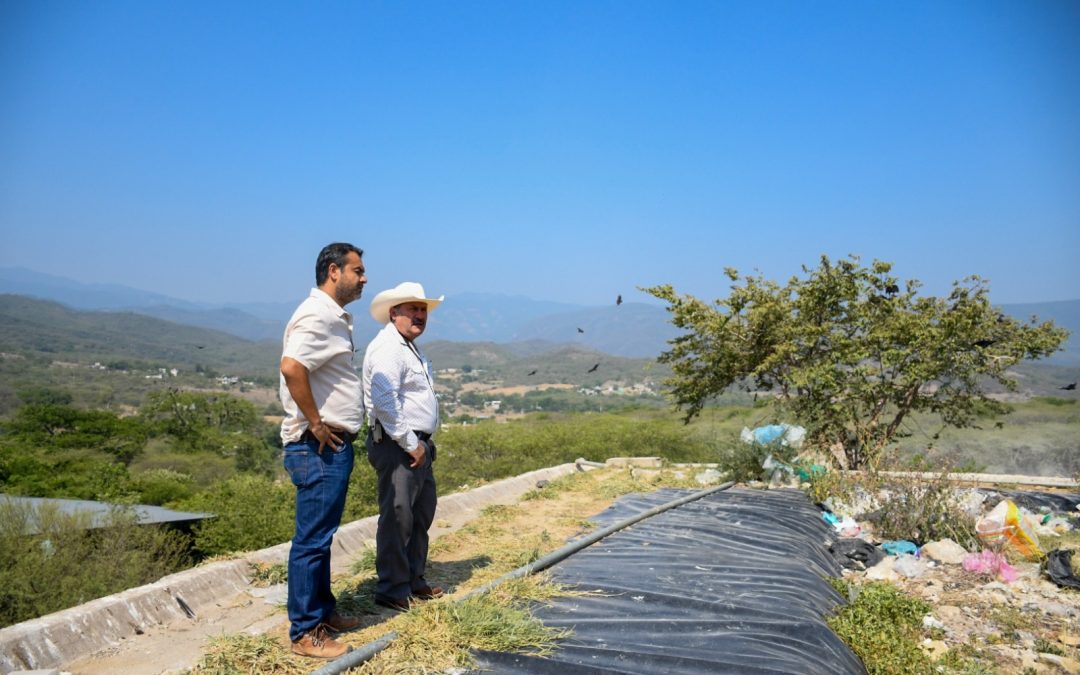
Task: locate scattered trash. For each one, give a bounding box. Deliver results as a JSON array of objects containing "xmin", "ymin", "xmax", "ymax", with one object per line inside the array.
[
  {"xmin": 922, "ymin": 615, "xmax": 945, "ymax": 631},
  {"xmin": 882, "ymin": 540, "xmax": 919, "ymax": 557},
  {"xmin": 1036, "ymin": 516, "xmax": 1074, "ymax": 538},
  {"xmin": 695, "ymin": 468, "xmax": 724, "ymax": 485},
  {"xmin": 741, "ymin": 423, "xmax": 807, "ymax": 448},
  {"xmin": 1046, "ymin": 549, "xmax": 1080, "ymax": 590},
  {"xmin": 830, "ymin": 538, "xmax": 885, "ymax": 571},
  {"xmin": 822, "ymin": 511, "xmax": 860, "ymax": 537},
  {"xmin": 894, "ymin": 553, "xmax": 928, "ymax": 578},
  {"xmin": 963, "ymin": 550, "xmax": 1018, "ymax": 583},
  {"xmin": 976, "ymin": 499, "xmax": 1044, "ymax": 560}
]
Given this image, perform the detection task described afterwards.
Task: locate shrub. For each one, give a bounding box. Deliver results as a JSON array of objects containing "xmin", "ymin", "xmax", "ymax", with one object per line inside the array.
[
  {"xmin": 0, "ymin": 500, "xmax": 190, "ymax": 627},
  {"xmin": 179, "ymin": 475, "xmax": 295, "ymax": 557},
  {"xmin": 827, "ymin": 579, "xmax": 933, "ymax": 674}
]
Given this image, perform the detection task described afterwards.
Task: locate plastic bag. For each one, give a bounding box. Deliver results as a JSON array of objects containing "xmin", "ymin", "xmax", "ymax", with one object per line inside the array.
[
  {"xmin": 976, "ymin": 499, "xmax": 1043, "ymax": 560},
  {"xmin": 962, "ymin": 550, "xmax": 1018, "ymax": 583},
  {"xmin": 881, "ymin": 540, "xmax": 918, "ymax": 557}
]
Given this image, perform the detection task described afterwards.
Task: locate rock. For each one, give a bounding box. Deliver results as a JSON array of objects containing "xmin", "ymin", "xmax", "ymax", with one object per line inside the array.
[
  {"xmin": 920, "ymin": 639, "xmax": 949, "ymax": 659},
  {"xmin": 1060, "ymin": 632, "xmax": 1080, "ymax": 647},
  {"xmin": 936, "ymin": 605, "xmax": 963, "ymax": 623},
  {"xmin": 923, "ymin": 615, "xmax": 945, "ymax": 631},
  {"xmin": 1034, "ymin": 601, "xmax": 1079, "ymax": 618},
  {"xmin": 921, "ymin": 538, "xmax": 968, "ymax": 565},
  {"xmin": 866, "ymin": 556, "xmax": 899, "ymax": 582},
  {"xmin": 1038, "ymin": 653, "xmax": 1080, "ymax": 673}
]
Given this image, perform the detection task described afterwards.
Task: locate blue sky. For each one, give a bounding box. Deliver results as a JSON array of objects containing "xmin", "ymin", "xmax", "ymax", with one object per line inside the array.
[{"xmin": 1, "ymin": 1, "xmax": 1078, "ymax": 307}]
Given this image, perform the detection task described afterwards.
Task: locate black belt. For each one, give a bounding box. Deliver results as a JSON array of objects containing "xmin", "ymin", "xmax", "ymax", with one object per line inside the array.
[
  {"xmin": 415, "ymin": 430, "xmax": 432, "ymax": 441},
  {"xmin": 301, "ymin": 428, "xmax": 358, "ymax": 444}
]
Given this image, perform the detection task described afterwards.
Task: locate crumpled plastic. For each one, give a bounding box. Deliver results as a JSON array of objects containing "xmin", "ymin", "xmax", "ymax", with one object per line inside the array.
[
  {"xmin": 830, "ymin": 538, "xmax": 885, "ymax": 571},
  {"xmin": 976, "ymin": 499, "xmax": 1043, "ymax": 560},
  {"xmin": 1046, "ymin": 549, "xmax": 1080, "ymax": 589},
  {"xmin": 962, "ymin": 550, "xmax": 1018, "ymax": 583},
  {"xmin": 822, "ymin": 511, "xmax": 861, "ymax": 537},
  {"xmin": 881, "ymin": 540, "xmax": 919, "ymax": 557},
  {"xmin": 741, "ymin": 423, "xmax": 807, "ymax": 448}
]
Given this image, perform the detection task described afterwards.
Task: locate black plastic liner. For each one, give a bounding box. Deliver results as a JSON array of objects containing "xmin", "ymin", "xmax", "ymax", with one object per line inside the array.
[
  {"xmin": 974, "ymin": 488, "xmax": 1080, "ymax": 514},
  {"xmin": 471, "ymin": 488, "xmax": 866, "ymax": 674}
]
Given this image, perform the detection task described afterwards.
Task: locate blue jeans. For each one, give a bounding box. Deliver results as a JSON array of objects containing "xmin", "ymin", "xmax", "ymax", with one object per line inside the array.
[{"xmin": 283, "ymin": 438, "xmax": 354, "ymax": 642}]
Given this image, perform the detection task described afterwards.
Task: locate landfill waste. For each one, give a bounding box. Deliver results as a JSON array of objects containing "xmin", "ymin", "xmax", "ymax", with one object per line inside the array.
[
  {"xmin": 976, "ymin": 499, "xmax": 1044, "ymax": 560},
  {"xmin": 822, "ymin": 511, "xmax": 860, "ymax": 537},
  {"xmin": 741, "ymin": 423, "xmax": 807, "ymax": 448},
  {"xmin": 1045, "ymin": 549, "xmax": 1080, "ymax": 590},
  {"xmin": 893, "ymin": 553, "xmax": 928, "ymax": 578},
  {"xmin": 881, "ymin": 540, "xmax": 919, "ymax": 557},
  {"xmin": 829, "ymin": 538, "xmax": 885, "ymax": 571},
  {"xmin": 962, "ymin": 550, "xmax": 1018, "ymax": 583}
]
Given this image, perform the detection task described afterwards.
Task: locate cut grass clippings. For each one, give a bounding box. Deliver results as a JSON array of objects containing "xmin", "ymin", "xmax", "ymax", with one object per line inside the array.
[{"xmin": 189, "ymin": 466, "xmax": 685, "ymax": 674}]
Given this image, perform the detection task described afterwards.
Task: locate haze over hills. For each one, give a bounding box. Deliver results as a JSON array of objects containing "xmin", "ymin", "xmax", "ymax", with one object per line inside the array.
[{"xmin": 1, "ymin": 267, "xmax": 1077, "ymax": 363}]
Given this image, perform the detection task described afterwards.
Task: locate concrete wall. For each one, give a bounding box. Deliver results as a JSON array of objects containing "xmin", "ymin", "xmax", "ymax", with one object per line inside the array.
[{"xmin": 0, "ymin": 462, "xmax": 589, "ymax": 673}]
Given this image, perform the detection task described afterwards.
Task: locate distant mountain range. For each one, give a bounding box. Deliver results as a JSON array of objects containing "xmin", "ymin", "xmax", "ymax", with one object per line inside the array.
[{"xmin": 0, "ymin": 266, "xmax": 1076, "ymax": 363}]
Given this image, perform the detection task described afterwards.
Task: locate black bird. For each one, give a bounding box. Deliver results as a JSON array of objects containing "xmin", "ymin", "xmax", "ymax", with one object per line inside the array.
[
  {"xmin": 577, "ymin": 327, "xmax": 585, "ymax": 334},
  {"xmin": 616, "ymin": 294, "xmax": 622, "ymax": 306},
  {"xmin": 587, "ymin": 363, "xmax": 599, "ymax": 373},
  {"xmin": 1062, "ymin": 382, "xmax": 1077, "ymax": 391},
  {"xmin": 527, "ymin": 369, "xmax": 537, "ymax": 376},
  {"xmin": 973, "ymin": 339, "xmax": 995, "ymax": 348},
  {"xmin": 885, "ymin": 283, "xmax": 900, "ymax": 295}
]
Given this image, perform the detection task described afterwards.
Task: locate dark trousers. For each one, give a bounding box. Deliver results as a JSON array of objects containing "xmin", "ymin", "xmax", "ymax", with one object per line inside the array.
[{"xmin": 366, "ymin": 431, "xmax": 437, "ymax": 601}]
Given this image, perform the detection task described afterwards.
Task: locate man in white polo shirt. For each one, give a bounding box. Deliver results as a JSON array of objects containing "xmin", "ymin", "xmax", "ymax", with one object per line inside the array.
[
  {"xmin": 279, "ymin": 242, "xmax": 366, "ymax": 659},
  {"xmin": 361, "ymin": 281, "xmax": 444, "ymax": 611}
]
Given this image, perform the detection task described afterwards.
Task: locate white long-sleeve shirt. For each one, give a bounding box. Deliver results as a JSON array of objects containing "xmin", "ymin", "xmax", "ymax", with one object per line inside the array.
[{"xmin": 361, "ymin": 322, "xmax": 439, "ymax": 451}]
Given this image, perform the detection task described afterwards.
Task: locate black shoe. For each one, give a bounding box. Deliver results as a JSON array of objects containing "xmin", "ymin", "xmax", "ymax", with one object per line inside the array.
[{"xmin": 374, "ymin": 595, "xmax": 410, "ymax": 612}]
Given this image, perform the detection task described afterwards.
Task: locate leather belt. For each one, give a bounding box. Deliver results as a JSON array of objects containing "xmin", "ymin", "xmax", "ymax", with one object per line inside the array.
[{"xmin": 301, "ymin": 428, "xmax": 358, "ymax": 444}]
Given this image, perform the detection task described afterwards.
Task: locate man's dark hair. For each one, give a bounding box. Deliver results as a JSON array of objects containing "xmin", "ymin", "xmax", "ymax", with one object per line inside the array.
[{"xmin": 315, "ymin": 243, "xmax": 363, "ymax": 286}]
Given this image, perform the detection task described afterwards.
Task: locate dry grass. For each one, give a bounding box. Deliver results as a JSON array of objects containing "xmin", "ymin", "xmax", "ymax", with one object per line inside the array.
[{"xmin": 187, "ymin": 466, "xmax": 697, "ymax": 674}]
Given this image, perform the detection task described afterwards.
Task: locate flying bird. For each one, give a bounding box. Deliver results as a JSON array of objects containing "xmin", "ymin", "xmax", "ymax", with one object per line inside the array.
[
  {"xmin": 973, "ymin": 339, "xmax": 995, "ymax": 348},
  {"xmin": 587, "ymin": 363, "xmax": 599, "ymax": 373},
  {"xmin": 616, "ymin": 294, "xmax": 622, "ymax": 306},
  {"xmin": 577, "ymin": 327, "xmax": 585, "ymax": 334},
  {"xmin": 1062, "ymin": 382, "xmax": 1077, "ymax": 391},
  {"xmin": 195, "ymin": 345, "xmax": 206, "ymax": 349},
  {"xmin": 527, "ymin": 369, "xmax": 537, "ymax": 376}
]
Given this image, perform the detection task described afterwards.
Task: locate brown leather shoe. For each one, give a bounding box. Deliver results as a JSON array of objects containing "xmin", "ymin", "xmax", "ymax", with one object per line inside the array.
[
  {"xmin": 324, "ymin": 611, "xmax": 361, "ymax": 633},
  {"xmin": 374, "ymin": 595, "xmax": 411, "ymax": 612},
  {"xmin": 291, "ymin": 624, "xmax": 352, "ymax": 659},
  {"xmin": 412, "ymin": 585, "xmax": 444, "ymax": 600}
]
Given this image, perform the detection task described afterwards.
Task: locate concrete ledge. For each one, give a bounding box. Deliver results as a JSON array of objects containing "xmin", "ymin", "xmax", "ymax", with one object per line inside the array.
[
  {"xmin": 0, "ymin": 461, "xmax": 590, "ymax": 673},
  {"xmin": 845, "ymin": 470, "xmax": 1080, "ymax": 489}
]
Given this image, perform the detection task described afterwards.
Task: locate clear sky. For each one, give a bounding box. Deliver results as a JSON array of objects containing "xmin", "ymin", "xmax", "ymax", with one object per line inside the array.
[{"xmin": 1, "ymin": 1, "xmax": 1078, "ymax": 307}]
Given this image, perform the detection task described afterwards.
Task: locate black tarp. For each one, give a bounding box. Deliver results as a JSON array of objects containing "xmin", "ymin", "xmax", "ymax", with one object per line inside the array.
[
  {"xmin": 974, "ymin": 488, "xmax": 1080, "ymax": 514},
  {"xmin": 471, "ymin": 487, "xmax": 866, "ymax": 674}
]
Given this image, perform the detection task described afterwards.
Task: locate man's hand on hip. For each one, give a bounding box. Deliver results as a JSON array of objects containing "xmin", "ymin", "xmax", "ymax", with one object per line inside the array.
[
  {"xmin": 407, "ymin": 441, "xmax": 427, "ymax": 468},
  {"xmin": 310, "ymin": 421, "xmax": 343, "ymax": 455}
]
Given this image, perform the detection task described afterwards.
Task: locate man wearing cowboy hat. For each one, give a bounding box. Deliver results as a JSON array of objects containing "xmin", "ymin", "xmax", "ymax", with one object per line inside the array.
[{"xmin": 361, "ymin": 281, "xmax": 445, "ymax": 611}]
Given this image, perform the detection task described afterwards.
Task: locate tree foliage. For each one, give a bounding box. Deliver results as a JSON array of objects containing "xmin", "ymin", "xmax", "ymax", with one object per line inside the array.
[{"xmin": 644, "ymin": 256, "xmax": 1069, "ymax": 468}]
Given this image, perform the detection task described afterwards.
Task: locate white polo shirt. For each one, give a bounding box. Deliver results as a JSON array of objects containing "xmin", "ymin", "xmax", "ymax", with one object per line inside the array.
[{"xmin": 279, "ymin": 288, "xmax": 364, "ymax": 444}]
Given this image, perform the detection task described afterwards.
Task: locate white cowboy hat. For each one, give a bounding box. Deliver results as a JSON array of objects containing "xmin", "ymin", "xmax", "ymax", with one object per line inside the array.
[{"xmin": 369, "ymin": 282, "xmax": 444, "ymax": 324}]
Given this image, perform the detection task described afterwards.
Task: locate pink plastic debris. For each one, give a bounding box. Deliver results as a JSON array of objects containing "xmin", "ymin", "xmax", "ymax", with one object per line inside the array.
[{"xmin": 962, "ymin": 550, "xmax": 1017, "ymax": 583}]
